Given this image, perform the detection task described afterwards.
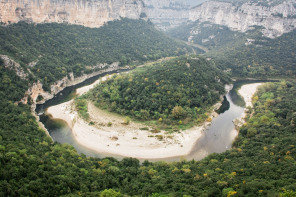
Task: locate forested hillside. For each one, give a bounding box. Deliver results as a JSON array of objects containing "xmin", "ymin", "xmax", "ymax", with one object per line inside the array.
[
  {"xmin": 168, "ymin": 21, "xmax": 245, "ymax": 50},
  {"xmin": 1, "ymin": 57, "xmax": 296, "ymax": 196},
  {"xmin": 209, "ymin": 30, "xmax": 296, "ymax": 77},
  {"xmin": 1, "ymin": 0, "xmax": 296, "ymax": 196},
  {"xmin": 0, "ymin": 18, "xmax": 193, "ymax": 90},
  {"xmin": 87, "ymin": 55, "xmax": 231, "ymax": 127},
  {"xmin": 167, "ymin": 21, "xmax": 296, "ymax": 78}
]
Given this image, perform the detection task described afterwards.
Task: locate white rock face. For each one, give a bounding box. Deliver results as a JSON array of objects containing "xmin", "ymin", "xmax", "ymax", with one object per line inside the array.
[
  {"xmin": 0, "ymin": 0, "xmax": 145, "ymax": 28},
  {"xmin": 143, "ymin": 0, "xmax": 190, "ymax": 30},
  {"xmin": 0, "ymin": 55, "xmax": 28, "ymax": 80},
  {"xmin": 189, "ymin": 0, "xmax": 296, "ymax": 38},
  {"xmin": 20, "ymin": 62, "xmax": 120, "ymax": 106}
]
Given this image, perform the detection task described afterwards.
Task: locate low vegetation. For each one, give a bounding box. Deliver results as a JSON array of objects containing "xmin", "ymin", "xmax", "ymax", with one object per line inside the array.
[{"xmin": 74, "ymin": 97, "xmax": 89, "ymax": 121}]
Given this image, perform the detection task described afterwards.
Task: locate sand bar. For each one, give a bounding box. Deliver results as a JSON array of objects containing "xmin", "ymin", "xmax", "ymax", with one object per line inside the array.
[
  {"xmin": 238, "ymin": 83, "xmax": 262, "ymax": 107},
  {"xmin": 46, "ymin": 82, "xmax": 262, "ymax": 159},
  {"xmin": 233, "ymin": 83, "xmax": 262, "ymax": 129}
]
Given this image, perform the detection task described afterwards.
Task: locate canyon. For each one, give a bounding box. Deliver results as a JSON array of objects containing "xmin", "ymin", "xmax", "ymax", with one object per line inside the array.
[
  {"xmin": 1, "ymin": 0, "xmax": 295, "ymax": 37},
  {"xmin": 0, "ymin": 0, "xmax": 145, "ymax": 28},
  {"xmin": 143, "ymin": 0, "xmax": 190, "ymax": 30},
  {"xmin": 189, "ymin": 0, "xmax": 296, "ymax": 38}
]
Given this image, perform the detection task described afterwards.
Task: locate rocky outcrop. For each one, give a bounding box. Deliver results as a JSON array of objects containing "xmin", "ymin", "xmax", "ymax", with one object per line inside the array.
[
  {"xmin": 49, "ymin": 62, "xmax": 120, "ymax": 99},
  {"xmin": 20, "ymin": 81, "xmax": 52, "ymax": 104},
  {"xmin": 23, "ymin": 62, "xmax": 120, "ymax": 105},
  {"xmin": 142, "ymin": 0, "xmax": 190, "ymax": 30},
  {"xmin": 0, "ymin": 0, "xmax": 145, "ymax": 28},
  {"xmin": 22, "ymin": 61, "xmax": 120, "ymax": 139},
  {"xmin": 0, "ymin": 55, "xmax": 28, "ymax": 79},
  {"xmin": 189, "ymin": 0, "xmax": 296, "ymax": 38}
]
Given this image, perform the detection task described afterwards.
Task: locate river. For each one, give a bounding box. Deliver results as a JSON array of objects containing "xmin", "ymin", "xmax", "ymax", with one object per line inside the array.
[{"xmin": 36, "ymin": 74, "xmax": 271, "ymax": 161}]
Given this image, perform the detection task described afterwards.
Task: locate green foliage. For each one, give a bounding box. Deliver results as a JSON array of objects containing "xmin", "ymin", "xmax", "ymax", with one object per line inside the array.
[
  {"xmin": 0, "ymin": 63, "xmax": 296, "ymax": 197},
  {"xmin": 172, "ymin": 106, "xmax": 185, "ymax": 119},
  {"xmin": 75, "ymin": 97, "xmax": 89, "ymax": 120},
  {"xmin": 168, "ymin": 20, "xmax": 296, "ymax": 78},
  {"xmin": 100, "ymin": 189, "xmax": 123, "ymax": 197},
  {"xmin": 280, "ymin": 189, "xmax": 296, "ymax": 197},
  {"xmin": 1, "ymin": 16, "xmax": 296, "ymax": 197},
  {"xmin": 0, "ymin": 63, "xmax": 28, "ymax": 102},
  {"xmin": 124, "ymin": 116, "xmax": 131, "ymax": 125},
  {"xmin": 88, "ymin": 55, "xmax": 230, "ymax": 126},
  {"xmin": 168, "ymin": 21, "xmax": 245, "ymax": 50},
  {"xmin": 210, "ymin": 29, "xmax": 296, "ymax": 77},
  {"xmin": 0, "ymin": 19, "xmax": 192, "ymax": 89}
]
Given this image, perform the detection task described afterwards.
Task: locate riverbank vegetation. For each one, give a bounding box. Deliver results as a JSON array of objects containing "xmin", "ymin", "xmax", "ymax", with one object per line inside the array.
[
  {"xmin": 75, "ymin": 97, "xmax": 89, "ymax": 121},
  {"xmin": 1, "ymin": 62, "xmax": 295, "ymax": 196},
  {"xmin": 1, "ymin": 15, "xmax": 296, "ymax": 196},
  {"xmin": 0, "ymin": 19, "xmax": 194, "ymax": 90},
  {"xmin": 86, "ymin": 55, "xmax": 231, "ymax": 129}
]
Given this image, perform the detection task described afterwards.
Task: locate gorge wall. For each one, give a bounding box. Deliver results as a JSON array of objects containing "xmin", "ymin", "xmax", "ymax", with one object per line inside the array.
[
  {"xmin": 0, "ymin": 0, "xmax": 192, "ymax": 30},
  {"xmin": 142, "ymin": 0, "xmax": 190, "ymax": 30},
  {"xmin": 189, "ymin": 0, "xmax": 296, "ymax": 38},
  {"xmin": 1, "ymin": 0, "xmax": 296, "ymax": 36},
  {"xmin": 0, "ymin": 0, "xmax": 145, "ymax": 28}
]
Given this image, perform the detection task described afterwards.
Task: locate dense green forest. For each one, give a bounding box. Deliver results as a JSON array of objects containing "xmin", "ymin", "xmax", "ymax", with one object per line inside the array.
[
  {"xmin": 209, "ymin": 29, "xmax": 296, "ymax": 77},
  {"xmin": 168, "ymin": 21, "xmax": 296, "ymax": 78},
  {"xmin": 0, "ymin": 19, "xmax": 194, "ymax": 90},
  {"xmin": 1, "ymin": 13, "xmax": 296, "ymax": 196},
  {"xmin": 167, "ymin": 21, "xmax": 245, "ymax": 51},
  {"xmin": 87, "ymin": 55, "xmax": 231, "ymax": 128},
  {"xmin": 1, "ymin": 57, "xmax": 296, "ymax": 196}
]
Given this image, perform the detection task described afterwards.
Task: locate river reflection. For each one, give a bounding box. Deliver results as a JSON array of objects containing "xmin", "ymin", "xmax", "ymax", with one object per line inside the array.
[{"xmin": 187, "ymin": 93, "xmax": 244, "ymax": 160}]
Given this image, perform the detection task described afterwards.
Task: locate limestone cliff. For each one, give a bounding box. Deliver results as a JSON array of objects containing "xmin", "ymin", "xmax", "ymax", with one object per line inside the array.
[
  {"xmin": 189, "ymin": 0, "xmax": 296, "ymax": 38},
  {"xmin": 0, "ymin": 0, "xmax": 145, "ymax": 28},
  {"xmin": 143, "ymin": 0, "xmax": 190, "ymax": 30},
  {"xmin": 25, "ymin": 62, "xmax": 120, "ymax": 105},
  {"xmin": 0, "ymin": 55, "xmax": 28, "ymax": 80}
]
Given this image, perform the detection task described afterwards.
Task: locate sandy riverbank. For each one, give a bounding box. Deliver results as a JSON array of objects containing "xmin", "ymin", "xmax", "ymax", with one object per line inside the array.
[
  {"xmin": 233, "ymin": 83, "xmax": 262, "ymax": 129},
  {"xmin": 46, "ymin": 82, "xmax": 262, "ymax": 159},
  {"xmin": 238, "ymin": 83, "xmax": 262, "ymax": 108},
  {"xmin": 47, "ymin": 100, "xmax": 206, "ymax": 159}
]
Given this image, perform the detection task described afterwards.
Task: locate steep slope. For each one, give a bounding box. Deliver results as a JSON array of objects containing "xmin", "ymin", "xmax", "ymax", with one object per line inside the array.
[
  {"xmin": 0, "ymin": 0, "xmax": 145, "ymax": 28},
  {"xmin": 0, "ymin": 0, "xmax": 196, "ymax": 31},
  {"xmin": 0, "ymin": 19, "xmax": 193, "ymax": 92},
  {"xmin": 189, "ymin": 0, "xmax": 296, "ymax": 38},
  {"xmin": 169, "ymin": 21, "xmax": 296, "ymax": 77},
  {"xmin": 143, "ymin": 0, "xmax": 190, "ymax": 30},
  {"xmin": 168, "ymin": 0, "xmax": 296, "ymax": 77},
  {"xmin": 209, "ymin": 29, "xmax": 296, "ymax": 77}
]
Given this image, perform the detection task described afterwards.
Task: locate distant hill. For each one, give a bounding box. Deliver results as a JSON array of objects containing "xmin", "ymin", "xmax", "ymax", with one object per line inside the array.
[{"xmin": 168, "ymin": 0, "xmax": 296, "ymax": 78}]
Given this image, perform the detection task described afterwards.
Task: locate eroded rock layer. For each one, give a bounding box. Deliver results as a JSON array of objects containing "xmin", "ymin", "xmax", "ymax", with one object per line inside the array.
[
  {"xmin": 0, "ymin": 0, "xmax": 145, "ymax": 28},
  {"xmin": 189, "ymin": 0, "xmax": 296, "ymax": 38}
]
